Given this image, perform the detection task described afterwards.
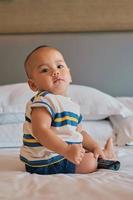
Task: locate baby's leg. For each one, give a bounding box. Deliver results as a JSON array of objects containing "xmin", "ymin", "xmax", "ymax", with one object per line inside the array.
[
  {"xmin": 103, "ymin": 137, "xmax": 117, "ymax": 160},
  {"xmin": 75, "ymin": 152, "xmax": 97, "ymax": 174}
]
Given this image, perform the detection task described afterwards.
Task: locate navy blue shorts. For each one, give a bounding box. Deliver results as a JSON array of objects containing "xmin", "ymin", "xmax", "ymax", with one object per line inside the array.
[{"xmin": 25, "ymin": 159, "xmax": 76, "ymax": 175}]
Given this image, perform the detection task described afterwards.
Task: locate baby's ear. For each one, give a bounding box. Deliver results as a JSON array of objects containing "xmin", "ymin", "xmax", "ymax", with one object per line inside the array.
[{"xmin": 28, "ymin": 79, "xmax": 38, "ymax": 92}]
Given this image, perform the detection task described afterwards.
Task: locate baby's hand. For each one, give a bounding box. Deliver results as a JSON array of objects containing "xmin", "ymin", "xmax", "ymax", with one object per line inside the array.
[{"xmin": 64, "ymin": 144, "xmax": 85, "ymax": 165}]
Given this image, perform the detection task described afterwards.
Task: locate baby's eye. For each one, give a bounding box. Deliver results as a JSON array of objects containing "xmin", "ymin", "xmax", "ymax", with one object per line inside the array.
[
  {"xmin": 57, "ymin": 65, "xmax": 64, "ymax": 69},
  {"xmin": 41, "ymin": 68, "xmax": 49, "ymax": 73}
]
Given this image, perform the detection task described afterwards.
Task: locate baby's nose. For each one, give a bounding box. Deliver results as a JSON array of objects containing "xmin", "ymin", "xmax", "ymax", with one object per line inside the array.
[{"xmin": 52, "ymin": 70, "xmax": 60, "ymax": 77}]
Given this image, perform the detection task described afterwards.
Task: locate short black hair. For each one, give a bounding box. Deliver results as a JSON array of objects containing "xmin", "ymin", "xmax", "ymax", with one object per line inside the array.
[
  {"xmin": 24, "ymin": 45, "xmax": 49, "ymax": 78},
  {"xmin": 24, "ymin": 45, "xmax": 49, "ymax": 68}
]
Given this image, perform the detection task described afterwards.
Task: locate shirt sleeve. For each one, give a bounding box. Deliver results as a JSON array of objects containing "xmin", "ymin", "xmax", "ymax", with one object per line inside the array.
[
  {"xmin": 30, "ymin": 93, "xmax": 55, "ymax": 119},
  {"xmin": 78, "ymin": 114, "xmax": 83, "ymax": 124}
]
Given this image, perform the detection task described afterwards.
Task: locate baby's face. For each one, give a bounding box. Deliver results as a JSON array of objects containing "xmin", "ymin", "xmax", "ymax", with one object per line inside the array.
[{"xmin": 27, "ymin": 47, "xmax": 72, "ymax": 95}]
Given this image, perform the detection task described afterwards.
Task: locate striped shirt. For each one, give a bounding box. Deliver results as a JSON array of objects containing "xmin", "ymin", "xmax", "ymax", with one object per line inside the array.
[{"xmin": 20, "ymin": 91, "xmax": 83, "ymax": 167}]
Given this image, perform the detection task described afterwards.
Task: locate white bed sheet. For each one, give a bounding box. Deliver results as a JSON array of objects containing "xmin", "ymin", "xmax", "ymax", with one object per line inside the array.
[{"xmin": 0, "ymin": 146, "xmax": 133, "ymax": 200}]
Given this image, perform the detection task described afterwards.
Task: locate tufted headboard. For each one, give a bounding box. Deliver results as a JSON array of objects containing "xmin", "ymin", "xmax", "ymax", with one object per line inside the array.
[{"xmin": 0, "ymin": 0, "xmax": 133, "ymax": 33}]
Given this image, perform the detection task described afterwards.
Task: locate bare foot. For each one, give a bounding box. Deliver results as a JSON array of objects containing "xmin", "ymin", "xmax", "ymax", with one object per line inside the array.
[{"xmin": 103, "ymin": 137, "xmax": 117, "ymax": 160}]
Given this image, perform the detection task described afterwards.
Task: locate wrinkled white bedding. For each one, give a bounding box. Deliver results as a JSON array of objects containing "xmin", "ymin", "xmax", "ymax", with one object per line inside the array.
[
  {"xmin": 0, "ymin": 83, "xmax": 133, "ymax": 200},
  {"xmin": 0, "ymin": 147, "xmax": 133, "ymax": 200}
]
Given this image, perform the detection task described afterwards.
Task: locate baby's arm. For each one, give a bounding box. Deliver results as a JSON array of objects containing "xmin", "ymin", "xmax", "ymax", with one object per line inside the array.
[{"xmin": 31, "ymin": 107, "xmax": 84, "ymax": 164}]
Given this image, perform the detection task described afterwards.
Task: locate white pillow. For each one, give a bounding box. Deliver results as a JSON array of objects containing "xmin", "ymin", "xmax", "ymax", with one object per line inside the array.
[
  {"xmin": 82, "ymin": 120, "xmax": 114, "ymax": 148},
  {"xmin": 110, "ymin": 115, "xmax": 133, "ymax": 146},
  {"xmin": 0, "ymin": 83, "xmax": 132, "ymax": 122},
  {"xmin": 0, "ymin": 113, "xmax": 24, "ymax": 125},
  {"xmin": 116, "ymin": 97, "xmax": 133, "ymax": 111},
  {"xmin": 110, "ymin": 97, "xmax": 133, "ymax": 146},
  {"xmin": 0, "ymin": 123, "xmax": 23, "ymax": 148},
  {"xmin": 68, "ymin": 84, "xmax": 133, "ymax": 120},
  {"xmin": 0, "ymin": 82, "xmax": 34, "ymax": 114}
]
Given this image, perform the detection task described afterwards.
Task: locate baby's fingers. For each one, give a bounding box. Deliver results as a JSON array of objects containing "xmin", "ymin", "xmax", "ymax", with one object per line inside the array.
[
  {"xmin": 75, "ymin": 156, "xmax": 83, "ymax": 165},
  {"xmin": 79, "ymin": 144, "xmax": 85, "ymax": 153},
  {"xmin": 76, "ymin": 152, "xmax": 84, "ymax": 164},
  {"xmin": 81, "ymin": 148, "xmax": 85, "ymax": 154}
]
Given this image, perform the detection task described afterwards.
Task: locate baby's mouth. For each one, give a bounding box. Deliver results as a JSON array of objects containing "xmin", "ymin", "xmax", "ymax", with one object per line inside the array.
[{"xmin": 53, "ymin": 78, "xmax": 65, "ymax": 84}]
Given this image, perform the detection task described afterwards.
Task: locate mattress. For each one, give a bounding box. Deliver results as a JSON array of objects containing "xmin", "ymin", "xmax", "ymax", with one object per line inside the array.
[{"xmin": 0, "ymin": 146, "xmax": 133, "ymax": 200}]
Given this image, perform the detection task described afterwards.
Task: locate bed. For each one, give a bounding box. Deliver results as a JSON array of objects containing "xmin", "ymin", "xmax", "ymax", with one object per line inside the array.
[
  {"xmin": 1, "ymin": 0, "xmax": 133, "ymax": 198},
  {"xmin": 0, "ymin": 82, "xmax": 133, "ymax": 200},
  {"xmin": 0, "ymin": 146, "xmax": 133, "ymax": 200}
]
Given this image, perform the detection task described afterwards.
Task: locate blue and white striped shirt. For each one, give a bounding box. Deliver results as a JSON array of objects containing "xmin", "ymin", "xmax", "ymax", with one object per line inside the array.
[{"xmin": 20, "ymin": 91, "xmax": 83, "ymax": 167}]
